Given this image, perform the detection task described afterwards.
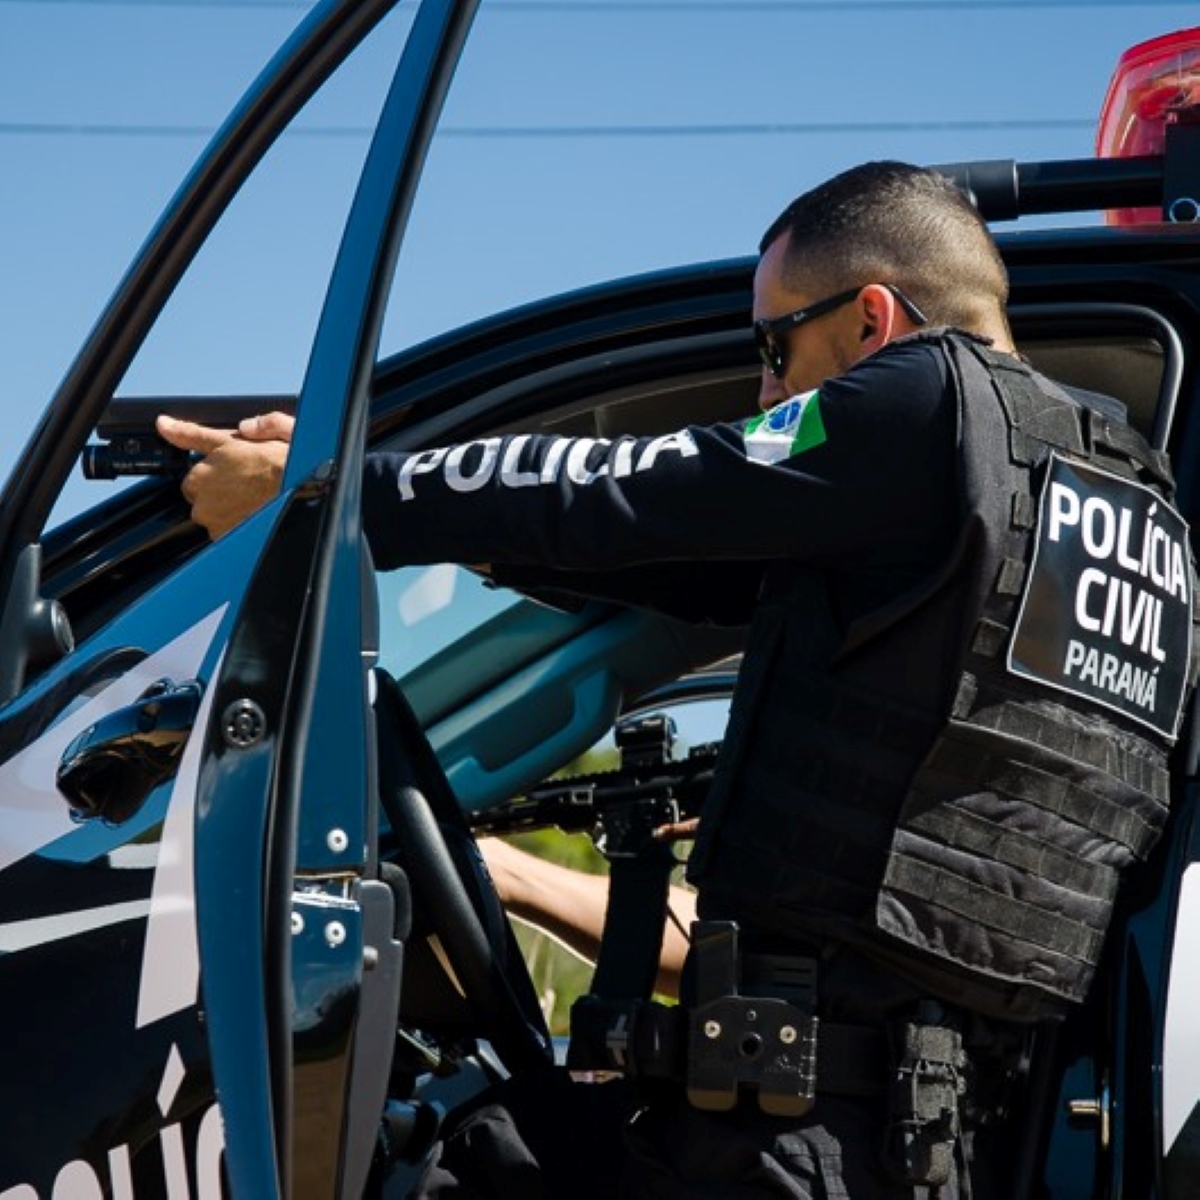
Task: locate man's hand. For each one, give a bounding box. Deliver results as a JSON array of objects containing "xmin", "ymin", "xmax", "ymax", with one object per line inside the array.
[
  {"xmin": 652, "ymin": 816, "xmax": 700, "ymax": 842},
  {"xmin": 157, "ymin": 411, "xmax": 294, "ymax": 540}
]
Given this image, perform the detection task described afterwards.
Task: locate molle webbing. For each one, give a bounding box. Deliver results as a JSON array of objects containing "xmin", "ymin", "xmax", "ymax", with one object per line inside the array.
[
  {"xmin": 881, "ymin": 852, "xmax": 1108, "ymax": 979},
  {"xmin": 881, "ymin": 716, "xmax": 1163, "ymax": 1003},
  {"xmin": 920, "ymin": 733, "xmax": 1163, "ymax": 859},
  {"xmin": 736, "ymin": 665, "xmax": 936, "ymax": 913},
  {"xmin": 878, "ymin": 339, "xmax": 1181, "ymax": 1007},
  {"xmin": 686, "ymin": 555, "xmax": 947, "ymax": 940},
  {"xmin": 951, "ymin": 680, "xmax": 1172, "ymax": 811},
  {"xmin": 902, "ymin": 801, "xmax": 1120, "ymax": 902},
  {"xmin": 694, "ymin": 332, "xmax": 1190, "ymax": 1018},
  {"xmin": 985, "ymin": 349, "xmax": 1175, "ymax": 488},
  {"xmin": 990, "ymin": 361, "xmax": 1088, "ymax": 464},
  {"xmin": 954, "ymin": 338, "xmax": 1190, "ymax": 712},
  {"xmin": 770, "ymin": 665, "xmax": 940, "ymax": 756}
]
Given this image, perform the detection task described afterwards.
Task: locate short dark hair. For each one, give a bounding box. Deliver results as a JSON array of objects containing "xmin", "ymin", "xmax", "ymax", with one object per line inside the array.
[{"xmin": 760, "ymin": 161, "xmax": 1010, "ymax": 333}]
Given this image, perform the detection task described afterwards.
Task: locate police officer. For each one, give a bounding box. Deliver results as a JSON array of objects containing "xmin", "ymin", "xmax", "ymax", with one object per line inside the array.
[{"xmin": 159, "ymin": 161, "xmax": 1196, "ymax": 1198}]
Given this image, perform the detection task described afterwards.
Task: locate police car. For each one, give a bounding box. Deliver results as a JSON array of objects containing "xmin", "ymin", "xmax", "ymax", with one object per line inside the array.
[{"xmin": 1, "ymin": 3, "xmax": 1199, "ymax": 1196}]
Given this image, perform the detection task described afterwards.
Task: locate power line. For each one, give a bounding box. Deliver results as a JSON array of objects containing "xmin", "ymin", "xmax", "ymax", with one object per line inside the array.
[
  {"xmin": 0, "ymin": 0, "xmax": 308, "ymax": 6},
  {"xmin": 443, "ymin": 118, "xmax": 1095, "ymax": 137},
  {"xmin": 0, "ymin": 0, "xmax": 1193, "ymax": 8},
  {"xmin": 488, "ymin": 0, "xmax": 1200, "ymax": 7},
  {"xmin": 0, "ymin": 117, "xmax": 1094, "ymax": 140}
]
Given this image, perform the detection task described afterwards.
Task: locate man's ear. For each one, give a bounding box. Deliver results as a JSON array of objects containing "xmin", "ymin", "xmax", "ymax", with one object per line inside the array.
[{"xmin": 856, "ymin": 284, "xmax": 904, "ymax": 355}]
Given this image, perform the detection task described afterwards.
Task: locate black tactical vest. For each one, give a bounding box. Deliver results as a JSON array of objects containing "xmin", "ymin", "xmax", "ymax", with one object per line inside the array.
[{"xmin": 689, "ymin": 332, "xmax": 1198, "ymax": 1022}]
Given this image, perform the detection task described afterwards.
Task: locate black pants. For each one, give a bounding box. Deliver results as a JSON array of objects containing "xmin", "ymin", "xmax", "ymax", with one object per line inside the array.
[
  {"xmin": 409, "ymin": 1070, "xmax": 634, "ymax": 1199},
  {"xmin": 406, "ymin": 1070, "xmax": 1004, "ymax": 1199}
]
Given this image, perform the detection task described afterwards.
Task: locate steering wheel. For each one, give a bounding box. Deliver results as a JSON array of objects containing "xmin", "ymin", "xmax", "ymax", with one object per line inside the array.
[{"xmin": 371, "ymin": 668, "xmax": 554, "ymax": 1076}]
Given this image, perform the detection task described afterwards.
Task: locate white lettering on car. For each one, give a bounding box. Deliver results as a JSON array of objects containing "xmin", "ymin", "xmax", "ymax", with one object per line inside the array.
[{"xmin": 2, "ymin": 1048, "xmax": 225, "ymax": 1199}]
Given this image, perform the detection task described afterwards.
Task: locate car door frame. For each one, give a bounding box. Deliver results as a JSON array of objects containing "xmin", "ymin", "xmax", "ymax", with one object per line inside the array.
[{"xmin": 0, "ymin": 1, "xmax": 481, "ymax": 1195}]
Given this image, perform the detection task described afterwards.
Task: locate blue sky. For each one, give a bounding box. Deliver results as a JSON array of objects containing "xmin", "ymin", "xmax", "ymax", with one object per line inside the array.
[{"xmin": 2, "ymin": 0, "xmax": 1197, "ymax": 520}]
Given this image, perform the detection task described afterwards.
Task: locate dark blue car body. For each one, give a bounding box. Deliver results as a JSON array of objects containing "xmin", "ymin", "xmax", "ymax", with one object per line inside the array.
[{"xmin": 2, "ymin": 3, "xmax": 1199, "ymax": 1195}]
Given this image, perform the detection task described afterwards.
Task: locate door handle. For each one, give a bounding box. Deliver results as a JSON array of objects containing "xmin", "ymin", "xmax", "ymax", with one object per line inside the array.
[{"xmin": 57, "ymin": 677, "xmax": 203, "ymax": 824}]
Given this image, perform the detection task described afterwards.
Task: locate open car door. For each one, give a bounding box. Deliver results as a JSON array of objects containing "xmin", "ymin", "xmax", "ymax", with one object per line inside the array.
[{"xmin": 0, "ymin": 3, "xmax": 479, "ymax": 1195}]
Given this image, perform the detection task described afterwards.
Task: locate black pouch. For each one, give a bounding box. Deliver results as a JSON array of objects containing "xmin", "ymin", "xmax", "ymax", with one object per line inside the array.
[
  {"xmin": 883, "ymin": 1003, "xmax": 968, "ymax": 1187},
  {"xmin": 684, "ymin": 921, "xmax": 820, "ymax": 1118}
]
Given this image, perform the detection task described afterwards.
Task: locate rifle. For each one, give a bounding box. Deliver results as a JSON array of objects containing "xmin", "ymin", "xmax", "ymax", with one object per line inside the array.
[
  {"xmin": 469, "ymin": 713, "xmax": 719, "ymax": 855},
  {"xmin": 81, "ymin": 395, "xmax": 297, "ymax": 479},
  {"xmin": 476, "ymin": 713, "xmax": 721, "ymax": 1075}
]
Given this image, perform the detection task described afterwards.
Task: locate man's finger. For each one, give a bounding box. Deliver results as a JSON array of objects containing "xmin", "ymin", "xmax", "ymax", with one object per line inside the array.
[
  {"xmin": 653, "ymin": 817, "xmax": 700, "ymax": 842},
  {"xmin": 237, "ymin": 411, "xmax": 296, "ymax": 443},
  {"xmin": 156, "ymin": 414, "xmax": 234, "ymax": 455}
]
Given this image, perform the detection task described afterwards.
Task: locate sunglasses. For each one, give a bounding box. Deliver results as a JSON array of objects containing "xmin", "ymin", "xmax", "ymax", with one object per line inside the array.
[{"xmin": 753, "ymin": 284, "xmax": 929, "ymax": 379}]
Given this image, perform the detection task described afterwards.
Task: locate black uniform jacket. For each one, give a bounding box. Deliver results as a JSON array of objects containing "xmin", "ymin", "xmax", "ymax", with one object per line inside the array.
[{"xmin": 363, "ymin": 335, "xmax": 960, "ymax": 630}]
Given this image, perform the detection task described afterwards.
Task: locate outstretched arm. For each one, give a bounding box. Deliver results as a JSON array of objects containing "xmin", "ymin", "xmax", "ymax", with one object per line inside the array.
[{"xmin": 480, "ymin": 837, "xmax": 694, "ymax": 999}]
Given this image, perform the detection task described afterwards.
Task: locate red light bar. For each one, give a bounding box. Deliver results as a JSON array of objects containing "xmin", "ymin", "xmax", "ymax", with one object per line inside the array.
[{"xmin": 1096, "ymin": 27, "xmax": 1200, "ymax": 225}]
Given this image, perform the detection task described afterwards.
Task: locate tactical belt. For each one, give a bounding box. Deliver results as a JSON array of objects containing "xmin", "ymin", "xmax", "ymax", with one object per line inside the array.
[
  {"xmin": 573, "ymin": 935, "xmax": 973, "ymax": 1190},
  {"xmin": 568, "ymin": 921, "xmax": 890, "ymax": 1116}
]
